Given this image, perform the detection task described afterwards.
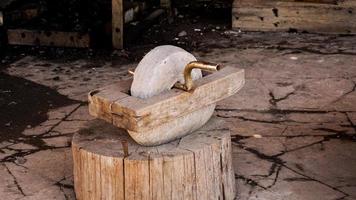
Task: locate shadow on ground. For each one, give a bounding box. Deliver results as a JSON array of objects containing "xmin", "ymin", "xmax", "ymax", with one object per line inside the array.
[{"xmin": 0, "ymin": 72, "xmax": 80, "ymax": 142}]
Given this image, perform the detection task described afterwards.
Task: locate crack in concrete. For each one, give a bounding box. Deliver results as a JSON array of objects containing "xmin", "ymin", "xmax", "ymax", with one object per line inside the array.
[
  {"xmin": 283, "ymin": 177, "xmax": 313, "ymax": 182},
  {"xmin": 265, "ymin": 45, "xmax": 356, "ymax": 56},
  {"xmin": 314, "ymin": 128, "xmax": 356, "ymax": 141},
  {"xmin": 251, "ymin": 163, "xmax": 283, "ymax": 189},
  {"xmin": 3, "ymin": 163, "xmax": 26, "ymax": 196},
  {"xmin": 267, "ymin": 164, "xmax": 282, "ymax": 189},
  {"xmin": 215, "ymin": 108, "xmax": 343, "ymax": 114},
  {"xmin": 55, "ymin": 177, "xmax": 74, "ymax": 200},
  {"xmin": 282, "ymin": 164, "xmax": 349, "ymax": 197},
  {"xmin": 230, "ymin": 112, "xmax": 355, "ymax": 196},
  {"xmin": 216, "ymin": 114, "xmax": 310, "ymax": 125},
  {"xmin": 232, "ymin": 139, "xmax": 351, "ymax": 197},
  {"xmin": 345, "ymin": 112, "xmax": 356, "ymax": 134},
  {"xmin": 330, "ymin": 81, "xmax": 356, "ymax": 104},
  {"xmin": 235, "ymin": 173, "xmax": 267, "ymax": 190},
  {"xmin": 0, "ymin": 103, "xmax": 84, "ymax": 163},
  {"xmin": 273, "ymin": 139, "xmax": 325, "ymax": 157},
  {"xmin": 268, "ymin": 91, "xmax": 296, "ymax": 107}
]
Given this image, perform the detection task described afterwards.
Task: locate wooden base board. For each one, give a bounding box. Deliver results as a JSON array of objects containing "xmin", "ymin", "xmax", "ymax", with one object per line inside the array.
[
  {"xmin": 7, "ymin": 29, "xmax": 90, "ymax": 48},
  {"xmin": 232, "ymin": 0, "xmax": 356, "ymax": 34}
]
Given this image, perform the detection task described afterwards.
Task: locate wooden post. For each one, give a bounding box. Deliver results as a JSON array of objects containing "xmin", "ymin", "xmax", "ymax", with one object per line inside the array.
[
  {"xmin": 72, "ymin": 117, "xmax": 236, "ymax": 200},
  {"xmin": 160, "ymin": 0, "xmax": 171, "ymax": 9},
  {"xmin": 0, "ymin": 11, "xmax": 3, "ymax": 26},
  {"xmin": 160, "ymin": 0, "xmax": 172, "ymax": 22},
  {"xmin": 112, "ymin": 0, "xmax": 123, "ymax": 49}
]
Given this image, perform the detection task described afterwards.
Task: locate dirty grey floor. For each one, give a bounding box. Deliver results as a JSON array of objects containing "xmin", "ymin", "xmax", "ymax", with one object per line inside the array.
[{"xmin": 1, "ymin": 32, "xmax": 356, "ymax": 200}]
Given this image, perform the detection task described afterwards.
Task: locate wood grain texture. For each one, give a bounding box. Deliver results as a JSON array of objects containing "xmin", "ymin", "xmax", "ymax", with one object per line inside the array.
[
  {"xmin": 89, "ymin": 66, "xmax": 245, "ymax": 133},
  {"xmin": 233, "ymin": 0, "xmax": 356, "ymax": 34},
  {"xmin": 7, "ymin": 29, "xmax": 90, "ymax": 47},
  {"xmin": 112, "ymin": 0, "xmax": 123, "ymax": 49},
  {"xmin": 72, "ymin": 117, "xmax": 236, "ymax": 200},
  {"xmin": 88, "ymin": 66, "xmax": 244, "ymax": 145}
]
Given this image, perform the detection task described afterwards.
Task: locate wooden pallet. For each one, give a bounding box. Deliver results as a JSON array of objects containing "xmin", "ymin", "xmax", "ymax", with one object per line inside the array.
[{"xmin": 232, "ymin": 0, "xmax": 356, "ymax": 34}]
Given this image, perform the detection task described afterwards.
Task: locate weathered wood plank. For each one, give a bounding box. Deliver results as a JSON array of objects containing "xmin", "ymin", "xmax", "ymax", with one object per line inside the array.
[
  {"xmin": 233, "ymin": 0, "xmax": 356, "ymax": 34},
  {"xmin": 114, "ymin": 67, "xmax": 244, "ymax": 132},
  {"xmin": 112, "ymin": 0, "xmax": 123, "ymax": 49},
  {"xmin": 5, "ymin": 6, "xmax": 40, "ymax": 22},
  {"xmin": 88, "ymin": 79, "xmax": 132, "ymax": 122},
  {"xmin": 89, "ymin": 67, "xmax": 244, "ymax": 133},
  {"xmin": 7, "ymin": 29, "xmax": 90, "ymax": 47}
]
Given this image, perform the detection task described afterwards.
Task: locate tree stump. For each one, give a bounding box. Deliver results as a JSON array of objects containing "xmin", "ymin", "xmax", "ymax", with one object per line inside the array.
[{"xmin": 72, "ymin": 117, "xmax": 236, "ymax": 200}]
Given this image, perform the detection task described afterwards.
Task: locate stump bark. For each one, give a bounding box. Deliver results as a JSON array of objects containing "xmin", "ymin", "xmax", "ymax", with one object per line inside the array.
[{"xmin": 72, "ymin": 117, "xmax": 235, "ymax": 200}]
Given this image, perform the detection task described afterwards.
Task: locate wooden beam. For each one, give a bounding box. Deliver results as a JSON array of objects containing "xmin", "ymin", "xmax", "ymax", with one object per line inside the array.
[
  {"xmin": 233, "ymin": 0, "xmax": 356, "ymax": 34},
  {"xmin": 160, "ymin": 0, "xmax": 171, "ymax": 9},
  {"xmin": 7, "ymin": 29, "xmax": 90, "ymax": 48},
  {"xmin": 88, "ymin": 66, "xmax": 245, "ymax": 133},
  {"xmin": 112, "ymin": 0, "xmax": 123, "ymax": 49},
  {"xmin": 6, "ymin": 7, "xmax": 40, "ymax": 22}
]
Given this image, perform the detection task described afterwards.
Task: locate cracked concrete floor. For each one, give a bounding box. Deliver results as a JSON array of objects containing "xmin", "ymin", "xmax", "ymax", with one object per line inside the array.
[{"xmin": 1, "ymin": 32, "xmax": 356, "ymax": 200}]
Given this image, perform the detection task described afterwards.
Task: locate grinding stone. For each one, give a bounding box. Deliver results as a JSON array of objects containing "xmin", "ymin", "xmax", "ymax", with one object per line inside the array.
[
  {"xmin": 131, "ymin": 45, "xmax": 202, "ymax": 99},
  {"xmin": 129, "ymin": 45, "xmax": 215, "ymax": 146}
]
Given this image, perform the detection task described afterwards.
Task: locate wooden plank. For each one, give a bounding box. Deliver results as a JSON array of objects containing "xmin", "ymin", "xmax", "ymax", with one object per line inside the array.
[
  {"xmin": 7, "ymin": 29, "xmax": 90, "ymax": 47},
  {"xmin": 233, "ymin": 0, "xmax": 356, "ymax": 34},
  {"xmin": 112, "ymin": 67, "xmax": 244, "ymax": 132},
  {"xmin": 5, "ymin": 7, "xmax": 40, "ymax": 22},
  {"xmin": 233, "ymin": 0, "xmax": 356, "ymax": 7},
  {"xmin": 112, "ymin": 0, "xmax": 123, "ymax": 49},
  {"xmin": 88, "ymin": 79, "xmax": 132, "ymax": 122},
  {"xmin": 89, "ymin": 67, "xmax": 244, "ymax": 132}
]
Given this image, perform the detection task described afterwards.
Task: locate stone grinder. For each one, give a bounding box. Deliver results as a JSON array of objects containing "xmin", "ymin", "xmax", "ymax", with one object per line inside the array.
[
  {"xmin": 72, "ymin": 45, "xmax": 245, "ymax": 200},
  {"xmin": 88, "ymin": 45, "xmax": 245, "ymax": 146}
]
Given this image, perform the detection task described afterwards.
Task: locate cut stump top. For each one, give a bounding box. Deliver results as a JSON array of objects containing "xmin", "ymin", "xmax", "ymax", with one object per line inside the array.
[{"xmin": 72, "ymin": 117, "xmax": 229, "ymax": 158}]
